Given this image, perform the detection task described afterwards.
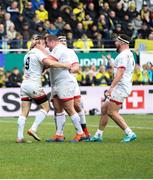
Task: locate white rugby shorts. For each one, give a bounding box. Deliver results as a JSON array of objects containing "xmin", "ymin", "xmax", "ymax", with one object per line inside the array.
[
  {"xmin": 20, "ymin": 80, "xmax": 45, "ymax": 99},
  {"xmin": 52, "ymin": 81, "xmax": 80, "ymax": 100},
  {"xmin": 110, "ymin": 86, "xmax": 129, "ymax": 105}
]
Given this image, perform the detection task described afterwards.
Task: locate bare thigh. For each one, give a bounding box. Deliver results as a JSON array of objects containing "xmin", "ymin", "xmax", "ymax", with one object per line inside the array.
[
  {"xmin": 74, "ymin": 97, "xmax": 81, "ymax": 112},
  {"xmin": 101, "ymin": 101, "xmax": 109, "ymax": 115},
  {"xmin": 62, "ymin": 99, "xmax": 76, "ymax": 116},
  {"xmin": 107, "ymin": 101, "xmax": 121, "ymax": 115},
  {"xmin": 39, "ymin": 101, "xmax": 50, "ymax": 112},
  {"xmin": 52, "ymin": 96, "xmax": 64, "ymax": 113}
]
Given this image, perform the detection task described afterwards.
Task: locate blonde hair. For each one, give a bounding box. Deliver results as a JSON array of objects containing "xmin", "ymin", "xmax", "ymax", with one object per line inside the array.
[{"xmin": 30, "ymin": 35, "xmax": 44, "ymax": 49}]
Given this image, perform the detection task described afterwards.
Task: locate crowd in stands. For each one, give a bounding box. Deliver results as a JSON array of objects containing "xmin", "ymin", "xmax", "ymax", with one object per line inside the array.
[
  {"xmin": 1, "ymin": 0, "xmax": 153, "ymax": 87},
  {"xmin": 0, "ymin": 67, "xmax": 22, "ymax": 87},
  {"xmin": 0, "ymin": 0, "xmax": 153, "ymax": 49},
  {"xmin": 76, "ymin": 61, "xmax": 153, "ymax": 86},
  {"xmin": 1, "ymin": 61, "xmax": 153, "ymax": 88}
]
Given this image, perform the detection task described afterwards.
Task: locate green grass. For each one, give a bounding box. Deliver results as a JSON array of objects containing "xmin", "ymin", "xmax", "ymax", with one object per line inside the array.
[{"xmin": 0, "ymin": 115, "xmax": 153, "ymax": 178}]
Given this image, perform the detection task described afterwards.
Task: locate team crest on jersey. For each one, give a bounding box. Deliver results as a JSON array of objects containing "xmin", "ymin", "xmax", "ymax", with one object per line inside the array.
[{"xmin": 33, "ymin": 91, "xmax": 36, "ymax": 95}]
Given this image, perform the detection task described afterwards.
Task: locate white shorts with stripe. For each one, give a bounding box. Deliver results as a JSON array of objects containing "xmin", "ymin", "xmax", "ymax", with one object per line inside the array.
[
  {"xmin": 110, "ymin": 86, "xmax": 129, "ymax": 105},
  {"xmin": 20, "ymin": 80, "xmax": 45, "ymax": 99},
  {"xmin": 52, "ymin": 81, "xmax": 80, "ymax": 101}
]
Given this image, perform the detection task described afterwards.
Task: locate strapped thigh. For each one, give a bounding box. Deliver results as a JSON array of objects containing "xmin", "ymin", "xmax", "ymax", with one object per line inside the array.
[
  {"xmin": 21, "ymin": 97, "xmax": 32, "ymax": 101},
  {"xmin": 33, "ymin": 94, "xmax": 48, "ymax": 105}
]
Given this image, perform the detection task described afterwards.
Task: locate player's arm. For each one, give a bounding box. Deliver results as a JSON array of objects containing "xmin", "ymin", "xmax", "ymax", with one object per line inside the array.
[
  {"xmin": 110, "ymin": 67, "xmax": 125, "ymax": 88},
  {"xmin": 69, "ymin": 62, "xmax": 80, "ymax": 73},
  {"xmin": 42, "ymin": 56, "xmax": 71, "ymax": 69},
  {"xmin": 107, "ymin": 67, "xmax": 125, "ymax": 96}
]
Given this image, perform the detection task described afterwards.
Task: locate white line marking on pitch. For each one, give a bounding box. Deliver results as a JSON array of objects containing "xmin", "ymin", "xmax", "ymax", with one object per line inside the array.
[{"xmin": 0, "ymin": 120, "xmax": 153, "ymax": 130}]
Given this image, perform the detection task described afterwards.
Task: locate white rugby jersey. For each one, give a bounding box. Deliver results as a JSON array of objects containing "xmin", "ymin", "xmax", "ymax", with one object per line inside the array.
[
  {"xmin": 49, "ymin": 44, "xmax": 79, "ymax": 85},
  {"xmin": 114, "ymin": 49, "xmax": 135, "ymax": 94},
  {"xmin": 23, "ymin": 48, "xmax": 47, "ymax": 83}
]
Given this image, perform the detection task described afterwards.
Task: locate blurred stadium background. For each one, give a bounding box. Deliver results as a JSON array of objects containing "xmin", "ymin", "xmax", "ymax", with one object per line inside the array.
[{"xmin": 0, "ymin": 0, "xmax": 153, "ymax": 179}]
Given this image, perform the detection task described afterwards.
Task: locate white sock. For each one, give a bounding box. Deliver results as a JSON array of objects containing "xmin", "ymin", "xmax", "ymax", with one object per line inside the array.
[
  {"xmin": 30, "ymin": 109, "xmax": 47, "ymax": 132},
  {"xmin": 70, "ymin": 113, "xmax": 83, "ymax": 134},
  {"xmin": 17, "ymin": 116, "xmax": 26, "ymax": 139},
  {"xmin": 124, "ymin": 127, "xmax": 133, "ymax": 135},
  {"xmin": 78, "ymin": 110, "xmax": 86, "ymax": 124},
  {"xmin": 95, "ymin": 129, "xmax": 103, "ymax": 137},
  {"xmin": 55, "ymin": 112, "xmax": 66, "ymax": 135}
]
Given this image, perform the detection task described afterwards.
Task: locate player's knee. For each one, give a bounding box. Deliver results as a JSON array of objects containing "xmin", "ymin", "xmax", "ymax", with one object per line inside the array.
[
  {"xmin": 40, "ymin": 109, "xmax": 48, "ymax": 115},
  {"xmin": 45, "ymin": 106, "xmax": 50, "ymax": 113},
  {"xmin": 101, "ymin": 105, "xmax": 107, "ymax": 114},
  {"xmin": 64, "ymin": 106, "xmax": 75, "ymax": 116},
  {"xmin": 107, "ymin": 108, "xmax": 114, "ymax": 117},
  {"xmin": 101, "ymin": 108, "xmax": 106, "ymax": 115},
  {"xmin": 42, "ymin": 106, "xmax": 49, "ymax": 113},
  {"xmin": 74, "ymin": 103, "xmax": 81, "ymax": 112},
  {"xmin": 21, "ymin": 112, "xmax": 29, "ymax": 118},
  {"xmin": 54, "ymin": 106, "xmax": 63, "ymax": 113},
  {"xmin": 40, "ymin": 101, "xmax": 50, "ymax": 113}
]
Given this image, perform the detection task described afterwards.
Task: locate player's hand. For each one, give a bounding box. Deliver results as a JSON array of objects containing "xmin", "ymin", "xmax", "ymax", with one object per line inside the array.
[
  {"xmin": 101, "ymin": 90, "xmax": 109, "ymax": 102},
  {"xmin": 42, "ymin": 67, "xmax": 49, "ymax": 75},
  {"xmin": 106, "ymin": 87, "xmax": 113, "ymax": 96},
  {"xmin": 63, "ymin": 62, "xmax": 72, "ymax": 69}
]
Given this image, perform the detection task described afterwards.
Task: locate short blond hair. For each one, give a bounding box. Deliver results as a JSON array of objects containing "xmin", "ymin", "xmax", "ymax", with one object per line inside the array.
[{"xmin": 30, "ymin": 35, "xmax": 44, "ymax": 49}]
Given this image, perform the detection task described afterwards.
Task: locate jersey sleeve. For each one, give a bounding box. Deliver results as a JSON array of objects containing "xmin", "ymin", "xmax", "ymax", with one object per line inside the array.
[
  {"xmin": 70, "ymin": 50, "xmax": 79, "ymax": 65},
  {"xmin": 49, "ymin": 48, "xmax": 60, "ymax": 61},
  {"xmin": 37, "ymin": 50, "xmax": 48, "ymax": 63},
  {"xmin": 117, "ymin": 54, "xmax": 128, "ymax": 69}
]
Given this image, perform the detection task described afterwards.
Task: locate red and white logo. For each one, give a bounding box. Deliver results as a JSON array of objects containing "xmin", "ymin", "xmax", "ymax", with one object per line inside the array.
[{"xmin": 126, "ymin": 90, "xmax": 144, "ymax": 109}]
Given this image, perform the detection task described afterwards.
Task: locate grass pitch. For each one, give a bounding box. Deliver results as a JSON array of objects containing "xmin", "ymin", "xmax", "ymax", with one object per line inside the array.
[{"xmin": 0, "ymin": 114, "xmax": 153, "ymax": 179}]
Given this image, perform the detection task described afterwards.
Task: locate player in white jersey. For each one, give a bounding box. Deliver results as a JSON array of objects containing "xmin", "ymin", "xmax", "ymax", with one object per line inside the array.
[
  {"xmin": 46, "ymin": 36, "xmax": 90, "ymax": 142},
  {"xmin": 45, "ymin": 34, "xmax": 85, "ymax": 142},
  {"xmin": 87, "ymin": 34, "xmax": 137, "ymax": 143},
  {"xmin": 16, "ymin": 35, "xmax": 71, "ymax": 143}
]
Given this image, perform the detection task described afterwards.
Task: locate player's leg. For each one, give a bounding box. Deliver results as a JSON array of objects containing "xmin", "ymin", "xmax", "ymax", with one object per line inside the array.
[
  {"xmin": 74, "ymin": 97, "xmax": 90, "ymax": 138},
  {"xmin": 28, "ymin": 92, "xmax": 49, "ymax": 141},
  {"xmin": 107, "ymin": 88, "xmax": 136, "ymax": 142},
  {"xmin": 46, "ymin": 96, "xmax": 65, "ymax": 142},
  {"xmin": 53, "ymin": 96, "xmax": 66, "ymax": 136},
  {"xmin": 52, "ymin": 82, "xmax": 85, "ymax": 142},
  {"xmin": 62, "ymin": 99, "xmax": 85, "ymax": 142},
  {"xmin": 16, "ymin": 97, "xmax": 31, "ymax": 143},
  {"xmin": 107, "ymin": 100, "xmax": 136, "ymax": 142},
  {"xmin": 87, "ymin": 100, "xmax": 109, "ymax": 142}
]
